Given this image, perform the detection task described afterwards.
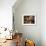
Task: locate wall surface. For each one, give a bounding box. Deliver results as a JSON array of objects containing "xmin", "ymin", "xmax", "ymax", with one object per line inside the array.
[
  {"xmin": 40, "ymin": 0, "xmax": 46, "ymax": 46},
  {"xmin": 13, "ymin": 0, "xmax": 41, "ymax": 46},
  {"xmin": 0, "ymin": 0, "xmax": 16, "ymax": 30}
]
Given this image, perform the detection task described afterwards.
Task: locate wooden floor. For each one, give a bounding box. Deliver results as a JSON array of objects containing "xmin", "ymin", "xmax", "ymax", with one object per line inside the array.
[{"xmin": 0, "ymin": 39, "xmax": 16, "ymax": 46}]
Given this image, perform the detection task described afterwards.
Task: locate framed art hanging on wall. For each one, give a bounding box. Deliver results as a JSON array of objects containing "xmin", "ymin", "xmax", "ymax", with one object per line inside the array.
[{"xmin": 22, "ymin": 14, "xmax": 36, "ymax": 25}]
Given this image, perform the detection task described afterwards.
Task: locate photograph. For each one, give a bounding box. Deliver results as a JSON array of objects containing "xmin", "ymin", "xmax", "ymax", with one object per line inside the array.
[{"xmin": 22, "ymin": 15, "xmax": 36, "ymax": 25}]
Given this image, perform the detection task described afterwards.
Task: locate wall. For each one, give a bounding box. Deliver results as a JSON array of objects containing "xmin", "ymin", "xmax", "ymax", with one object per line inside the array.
[
  {"xmin": 40, "ymin": 0, "xmax": 46, "ymax": 46},
  {"xmin": 0, "ymin": 0, "xmax": 16, "ymax": 30},
  {"xmin": 13, "ymin": 0, "xmax": 41, "ymax": 46}
]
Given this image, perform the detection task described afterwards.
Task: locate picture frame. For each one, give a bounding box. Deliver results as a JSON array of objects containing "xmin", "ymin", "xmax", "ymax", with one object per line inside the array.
[{"xmin": 22, "ymin": 14, "xmax": 36, "ymax": 25}]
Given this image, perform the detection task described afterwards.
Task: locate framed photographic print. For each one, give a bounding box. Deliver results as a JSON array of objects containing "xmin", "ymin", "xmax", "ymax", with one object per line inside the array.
[{"xmin": 22, "ymin": 14, "xmax": 36, "ymax": 25}]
